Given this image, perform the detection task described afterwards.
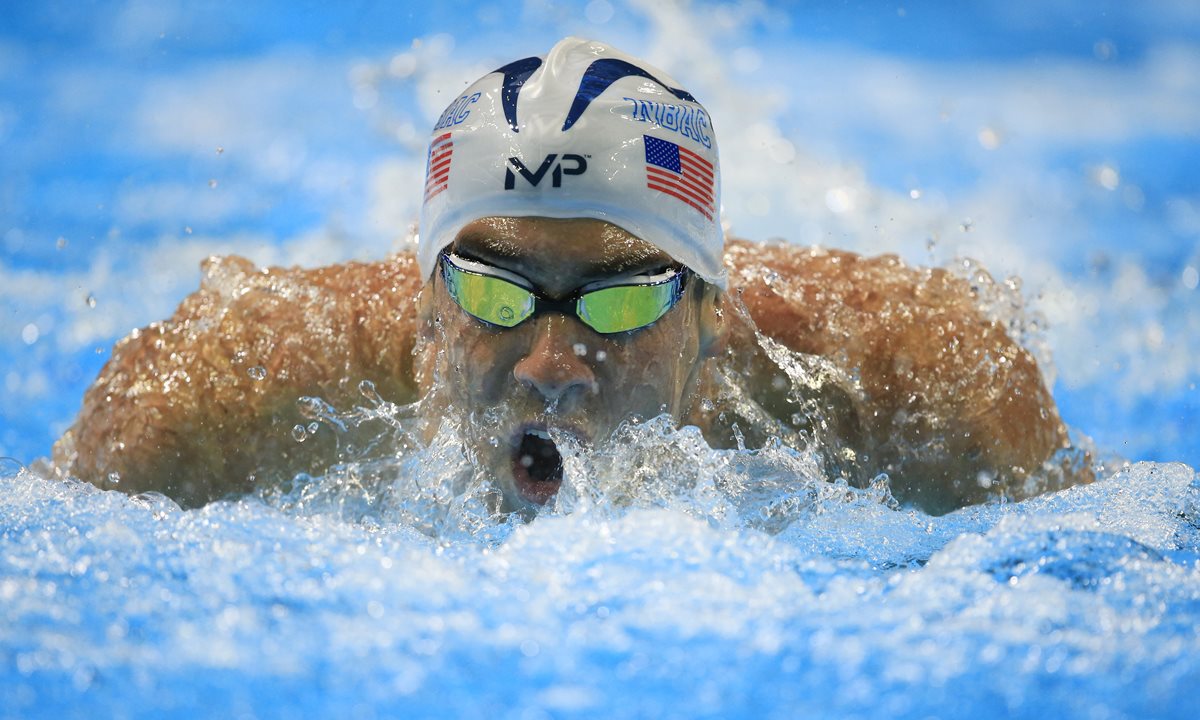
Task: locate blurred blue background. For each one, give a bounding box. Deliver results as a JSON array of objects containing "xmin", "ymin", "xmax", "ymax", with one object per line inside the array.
[{"xmin": 2, "ymin": 0, "xmax": 1198, "ymax": 467}]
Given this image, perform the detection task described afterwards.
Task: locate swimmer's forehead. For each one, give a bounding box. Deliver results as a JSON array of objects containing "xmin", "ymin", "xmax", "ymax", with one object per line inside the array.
[{"xmin": 451, "ymin": 217, "xmax": 675, "ymax": 287}]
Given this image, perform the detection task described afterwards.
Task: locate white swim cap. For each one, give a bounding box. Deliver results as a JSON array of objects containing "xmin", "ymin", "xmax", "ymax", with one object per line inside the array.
[{"xmin": 417, "ymin": 37, "xmax": 726, "ymax": 288}]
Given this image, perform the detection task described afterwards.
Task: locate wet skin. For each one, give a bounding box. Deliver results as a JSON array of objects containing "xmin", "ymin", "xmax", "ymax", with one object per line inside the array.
[
  {"xmin": 415, "ymin": 218, "xmax": 723, "ymax": 513},
  {"xmin": 53, "ymin": 217, "xmax": 1089, "ymax": 513}
]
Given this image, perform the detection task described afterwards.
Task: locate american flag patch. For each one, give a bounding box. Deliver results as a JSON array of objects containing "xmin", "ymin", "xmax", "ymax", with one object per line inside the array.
[
  {"xmin": 424, "ymin": 132, "xmax": 453, "ymax": 202},
  {"xmin": 643, "ymin": 134, "xmax": 714, "ymax": 221}
]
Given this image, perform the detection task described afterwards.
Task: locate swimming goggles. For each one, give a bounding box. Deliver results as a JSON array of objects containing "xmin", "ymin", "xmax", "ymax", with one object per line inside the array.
[{"xmin": 439, "ymin": 250, "xmax": 691, "ymax": 334}]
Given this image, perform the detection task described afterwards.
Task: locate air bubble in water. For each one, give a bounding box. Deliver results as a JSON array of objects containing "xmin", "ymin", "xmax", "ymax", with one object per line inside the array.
[
  {"xmin": 595, "ymin": 350, "xmax": 607, "ymax": 362},
  {"xmin": 307, "ymin": 422, "xmax": 319, "ymax": 435},
  {"xmin": 107, "ymin": 471, "xmax": 121, "ymax": 485},
  {"xmin": 86, "ymin": 294, "xmax": 96, "ymax": 308},
  {"xmin": 208, "ymin": 179, "xmax": 219, "ymax": 189},
  {"xmin": 248, "ymin": 366, "xmax": 267, "ymax": 381},
  {"xmin": 573, "ymin": 343, "xmax": 588, "ymax": 357},
  {"xmin": 292, "ymin": 425, "xmax": 308, "ymax": 442}
]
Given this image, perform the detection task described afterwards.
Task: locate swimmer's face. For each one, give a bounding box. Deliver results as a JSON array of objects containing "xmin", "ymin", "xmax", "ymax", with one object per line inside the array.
[{"xmin": 418, "ymin": 217, "xmax": 723, "ymax": 513}]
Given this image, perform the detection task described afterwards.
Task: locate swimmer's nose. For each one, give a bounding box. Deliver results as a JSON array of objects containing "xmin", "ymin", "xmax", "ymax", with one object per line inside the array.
[{"xmin": 513, "ymin": 315, "xmax": 596, "ymax": 403}]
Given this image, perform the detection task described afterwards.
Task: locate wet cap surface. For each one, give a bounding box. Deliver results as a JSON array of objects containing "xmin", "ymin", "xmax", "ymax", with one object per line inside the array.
[{"xmin": 418, "ymin": 37, "xmax": 726, "ymax": 287}]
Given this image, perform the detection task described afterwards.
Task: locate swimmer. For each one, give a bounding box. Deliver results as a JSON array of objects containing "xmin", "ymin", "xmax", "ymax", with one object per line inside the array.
[{"xmin": 52, "ymin": 38, "xmax": 1089, "ymax": 514}]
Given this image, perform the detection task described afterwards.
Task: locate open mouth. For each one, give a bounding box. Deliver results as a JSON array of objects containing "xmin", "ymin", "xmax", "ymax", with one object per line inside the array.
[{"xmin": 510, "ymin": 426, "xmax": 566, "ymax": 505}]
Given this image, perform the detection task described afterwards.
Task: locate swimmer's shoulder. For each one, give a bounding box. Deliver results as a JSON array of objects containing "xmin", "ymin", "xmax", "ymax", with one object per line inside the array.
[
  {"xmin": 722, "ymin": 238, "xmax": 975, "ymax": 351},
  {"xmin": 55, "ymin": 251, "xmax": 426, "ymax": 504}
]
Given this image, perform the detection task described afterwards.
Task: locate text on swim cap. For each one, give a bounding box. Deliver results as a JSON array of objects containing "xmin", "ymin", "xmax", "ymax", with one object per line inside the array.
[
  {"xmin": 433, "ymin": 92, "xmax": 481, "ymax": 131},
  {"xmin": 504, "ymin": 154, "xmax": 589, "ymax": 189},
  {"xmin": 624, "ymin": 97, "xmax": 712, "ymax": 149}
]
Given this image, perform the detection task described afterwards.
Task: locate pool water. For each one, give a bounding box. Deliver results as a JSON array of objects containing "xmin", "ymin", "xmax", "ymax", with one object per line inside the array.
[{"xmin": 2, "ymin": 413, "xmax": 1197, "ymax": 719}]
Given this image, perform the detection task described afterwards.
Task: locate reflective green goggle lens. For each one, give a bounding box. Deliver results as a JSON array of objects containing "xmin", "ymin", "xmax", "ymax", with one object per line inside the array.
[
  {"xmin": 442, "ymin": 262, "xmax": 535, "ymax": 328},
  {"xmin": 576, "ymin": 283, "xmax": 679, "ymax": 333},
  {"xmin": 441, "ymin": 253, "xmax": 687, "ymax": 334}
]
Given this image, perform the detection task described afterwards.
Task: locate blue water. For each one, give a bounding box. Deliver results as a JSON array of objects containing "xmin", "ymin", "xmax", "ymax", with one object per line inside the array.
[
  {"xmin": 3, "ymin": 454, "xmax": 1198, "ymax": 719},
  {"xmin": 3, "ymin": 1, "xmax": 1200, "ymax": 717}
]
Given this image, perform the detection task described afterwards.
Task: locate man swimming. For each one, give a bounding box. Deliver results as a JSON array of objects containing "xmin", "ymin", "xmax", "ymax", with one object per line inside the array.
[{"xmin": 52, "ymin": 38, "xmax": 1089, "ymax": 515}]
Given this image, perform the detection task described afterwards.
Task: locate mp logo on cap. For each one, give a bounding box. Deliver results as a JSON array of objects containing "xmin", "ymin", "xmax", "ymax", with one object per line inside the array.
[{"xmin": 504, "ymin": 154, "xmax": 589, "ymax": 189}]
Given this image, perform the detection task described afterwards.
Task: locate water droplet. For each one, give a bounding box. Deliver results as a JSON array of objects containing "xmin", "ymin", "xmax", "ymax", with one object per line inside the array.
[
  {"xmin": 1182, "ymin": 266, "xmax": 1198, "ymax": 290},
  {"xmin": 573, "ymin": 343, "xmax": 588, "ymax": 357},
  {"xmin": 298, "ymin": 396, "xmax": 323, "ymax": 418},
  {"xmin": 21, "ymin": 323, "xmax": 38, "ymax": 345},
  {"xmin": 909, "ymin": 188, "xmax": 922, "ymax": 200},
  {"xmin": 585, "ymin": 0, "xmax": 615, "ymax": 24},
  {"xmin": 0, "ymin": 457, "xmax": 27, "ymax": 479},
  {"xmin": 208, "ymin": 179, "xmax": 219, "ymax": 189},
  {"xmin": 184, "ymin": 226, "xmax": 193, "ymax": 235},
  {"xmin": 359, "ymin": 379, "xmax": 382, "ymax": 403},
  {"xmin": 498, "ymin": 306, "xmax": 515, "ymax": 321},
  {"xmin": 248, "ymin": 366, "xmax": 267, "ymax": 381},
  {"xmin": 86, "ymin": 294, "xmax": 96, "ymax": 309},
  {"xmin": 216, "ymin": 146, "xmax": 224, "ymax": 155},
  {"xmin": 824, "ymin": 186, "xmax": 854, "ymax": 214},
  {"xmin": 56, "ymin": 236, "xmax": 68, "ymax": 250},
  {"xmin": 1095, "ymin": 164, "xmax": 1120, "ymax": 191},
  {"xmin": 291, "ymin": 424, "xmax": 308, "ymax": 442},
  {"xmin": 594, "ymin": 350, "xmax": 607, "ymax": 362},
  {"xmin": 977, "ymin": 127, "xmax": 1001, "ymax": 150}
]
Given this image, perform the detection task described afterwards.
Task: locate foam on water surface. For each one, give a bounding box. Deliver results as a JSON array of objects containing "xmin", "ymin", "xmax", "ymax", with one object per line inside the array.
[{"xmin": 3, "ymin": 438, "xmax": 1198, "ymax": 719}]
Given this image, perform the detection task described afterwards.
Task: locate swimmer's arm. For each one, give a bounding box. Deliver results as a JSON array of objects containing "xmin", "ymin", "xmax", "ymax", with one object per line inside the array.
[
  {"xmin": 53, "ymin": 253, "xmax": 425, "ymax": 507},
  {"xmin": 726, "ymin": 239, "xmax": 1084, "ymax": 512}
]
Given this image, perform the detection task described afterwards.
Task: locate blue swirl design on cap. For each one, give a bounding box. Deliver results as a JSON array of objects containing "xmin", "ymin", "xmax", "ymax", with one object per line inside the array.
[
  {"xmin": 562, "ymin": 59, "xmax": 696, "ymax": 131},
  {"xmin": 493, "ymin": 56, "xmax": 543, "ymax": 133}
]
